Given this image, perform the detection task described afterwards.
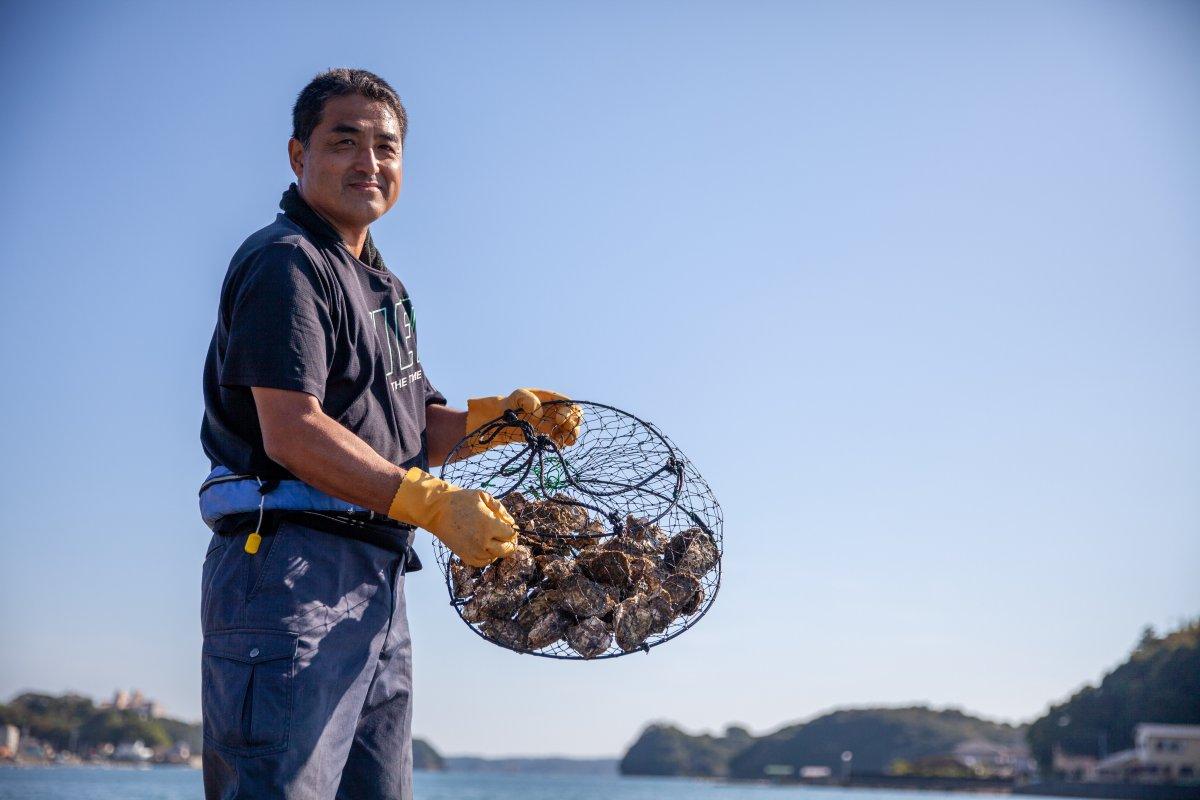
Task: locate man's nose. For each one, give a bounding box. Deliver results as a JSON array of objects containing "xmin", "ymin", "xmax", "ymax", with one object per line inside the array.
[{"xmin": 353, "ymin": 144, "xmax": 380, "ymax": 175}]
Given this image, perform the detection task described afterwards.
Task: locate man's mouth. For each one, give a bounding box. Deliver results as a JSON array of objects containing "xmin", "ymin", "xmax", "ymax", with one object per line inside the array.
[{"xmin": 348, "ymin": 182, "xmax": 382, "ymax": 192}]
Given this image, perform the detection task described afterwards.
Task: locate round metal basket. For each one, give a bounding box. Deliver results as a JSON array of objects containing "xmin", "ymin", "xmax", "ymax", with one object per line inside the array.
[{"xmin": 434, "ymin": 400, "xmax": 722, "ymax": 659}]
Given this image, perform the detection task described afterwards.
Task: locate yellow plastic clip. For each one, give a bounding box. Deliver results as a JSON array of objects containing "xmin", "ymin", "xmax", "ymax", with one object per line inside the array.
[{"xmin": 244, "ymin": 531, "xmax": 262, "ymax": 554}]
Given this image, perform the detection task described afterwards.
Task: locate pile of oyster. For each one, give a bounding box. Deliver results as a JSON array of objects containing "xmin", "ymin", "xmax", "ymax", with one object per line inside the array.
[{"xmin": 450, "ymin": 492, "xmax": 719, "ymax": 658}]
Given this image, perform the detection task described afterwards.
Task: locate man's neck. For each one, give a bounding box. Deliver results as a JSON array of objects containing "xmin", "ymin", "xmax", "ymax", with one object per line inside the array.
[{"xmin": 298, "ymin": 186, "xmax": 368, "ymax": 259}]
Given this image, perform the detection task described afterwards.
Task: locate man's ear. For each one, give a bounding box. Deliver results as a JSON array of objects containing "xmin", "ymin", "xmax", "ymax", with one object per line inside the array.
[{"xmin": 288, "ymin": 138, "xmax": 304, "ymax": 180}]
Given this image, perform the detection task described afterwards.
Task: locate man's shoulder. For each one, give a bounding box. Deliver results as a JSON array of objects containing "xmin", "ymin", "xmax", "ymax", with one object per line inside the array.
[
  {"xmin": 230, "ymin": 213, "xmax": 326, "ymax": 268},
  {"xmin": 218, "ymin": 214, "xmax": 340, "ymax": 305}
]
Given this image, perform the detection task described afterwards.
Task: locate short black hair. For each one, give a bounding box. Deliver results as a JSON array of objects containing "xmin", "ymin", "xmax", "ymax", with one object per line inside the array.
[{"xmin": 292, "ymin": 68, "xmax": 408, "ymax": 148}]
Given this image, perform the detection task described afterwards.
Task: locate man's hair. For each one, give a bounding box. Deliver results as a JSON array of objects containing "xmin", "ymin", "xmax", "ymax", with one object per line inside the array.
[{"xmin": 292, "ymin": 68, "xmax": 408, "ymax": 148}]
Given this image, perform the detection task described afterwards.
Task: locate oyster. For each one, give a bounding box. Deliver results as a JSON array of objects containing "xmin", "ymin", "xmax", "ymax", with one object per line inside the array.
[
  {"xmin": 516, "ymin": 589, "xmax": 558, "ymax": 629},
  {"xmin": 481, "ymin": 618, "xmax": 528, "ymax": 651},
  {"xmin": 468, "ymin": 577, "xmax": 526, "ymax": 620},
  {"xmin": 679, "ymin": 585, "xmax": 705, "ymax": 616},
  {"xmin": 629, "ymin": 556, "xmax": 665, "ymax": 595},
  {"xmin": 556, "ymin": 574, "xmax": 613, "ymax": 618},
  {"xmin": 526, "ymin": 610, "xmax": 569, "ymax": 650},
  {"xmin": 535, "ymin": 554, "xmax": 574, "ymax": 585},
  {"xmin": 566, "ymin": 616, "xmax": 612, "ymax": 658},
  {"xmin": 604, "ymin": 537, "xmax": 647, "ymax": 558},
  {"xmin": 661, "ymin": 573, "xmax": 702, "ymax": 613},
  {"xmin": 523, "ymin": 532, "xmax": 573, "ymax": 559},
  {"xmin": 450, "ymin": 562, "xmax": 481, "ymax": 597},
  {"xmin": 545, "ymin": 494, "xmax": 590, "ymax": 531},
  {"xmin": 645, "ymin": 589, "xmax": 674, "ymax": 634},
  {"xmin": 613, "ymin": 594, "xmax": 655, "ymax": 652},
  {"xmin": 626, "ymin": 515, "xmax": 670, "ymax": 553},
  {"xmin": 497, "ymin": 544, "xmax": 536, "ymax": 583},
  {"xmin": 576, "ymin": 548, "xmax": 635, "ymax": 590},
  {"xmin": 500, "ymin": 491, "xmax": 531, "ymax": 521},
  {"xmin": 664, "ymin": 528, "xmax": 719, "ymax": 578}
]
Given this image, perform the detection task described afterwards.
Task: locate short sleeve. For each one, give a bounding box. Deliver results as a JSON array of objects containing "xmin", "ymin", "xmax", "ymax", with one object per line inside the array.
[
  {"xmin": 422, "ymin": 368, "xmax": 446, "ymax": 406},
  {"xmin": 219, "ymin": 243, "xmax": 335, "ymax": 402}
]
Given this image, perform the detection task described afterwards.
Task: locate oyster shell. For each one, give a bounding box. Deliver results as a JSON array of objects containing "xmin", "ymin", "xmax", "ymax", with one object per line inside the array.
[
  {"xmin": 450, "ymin": 562, "xmax": 481, "ymax": 597},
  {"xmin": 613, "ymin": 594, "xmax": 655, "ymax": 652},
  {"xmin": 535, "ymin": 554, "xmax": 574, "ymax": 585},
  {"xmin": 576, "ymin": 548, "xmax": 635, "ymax": 590},
  {"xmin": 526, "ymin": 610, "xmax": 569, "ymax": 650},
  {"xmin": 468, "ymin": 577, "xmax": 526, "ymax": 620},
  {"xmin": 626, "ymin": 515, "xmax": 670, "ymax": 553},
  {"xmin": 556, "ymin": 574, "xmax": 613, "ymax": 618},
  {"xmin": 664, "ymin": 527, "xmax": 719, "ymax": 578},
  {"xmin": 629, "ymin": 556, "xmax": 665, "ymax": 595},
  {"xmin": 566, "ymin": 616, "xmax": 612, "ymax": 658},
  {"xmin": 645, "ymin": 589, "xmax": 674, "ymax": 634},
  {"xmin": 679, "ymin": 585, "xmax": 705, "ymax": 616},
  {"xmin": 516, "ymin": 588, "xmax": 558, "ymax": 629},
  {"xmin": 660, "ymin": 573, "xmax": 702, "ymax": 613},
  {"xmin": 481, "ymin": 618, "xmax": 528, "ymax": 651},
  {"xmin": 497, "ymin": 544, "xmax": 535, "ymax": 583}
]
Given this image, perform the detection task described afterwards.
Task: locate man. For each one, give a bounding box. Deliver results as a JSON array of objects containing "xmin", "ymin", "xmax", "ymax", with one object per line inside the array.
[{"xmin": 198, "ymin": 68, "xmax": 579, "ymax": 800}]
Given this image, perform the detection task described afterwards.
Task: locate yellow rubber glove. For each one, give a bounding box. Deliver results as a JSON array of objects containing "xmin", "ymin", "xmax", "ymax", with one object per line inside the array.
[
  {"xmin": 388, "ymin": 467, "xmax": 517, "ymax": 568},
  {"xmin": 465, "ymin": 388, "xmax": 582, "ymax": 453}
]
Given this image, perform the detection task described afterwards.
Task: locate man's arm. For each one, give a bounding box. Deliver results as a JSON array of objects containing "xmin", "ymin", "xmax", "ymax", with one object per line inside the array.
[
  {"xmin": 253, "ymin": 385, "xmax": 518, "ymax": 566},
  {"xmin": 252, "ymin": 386, "xmax": 404, "ymax": 515},
  {"xmin": 425, "ymin": 403, "xmax": 467, "ymax": 468}
]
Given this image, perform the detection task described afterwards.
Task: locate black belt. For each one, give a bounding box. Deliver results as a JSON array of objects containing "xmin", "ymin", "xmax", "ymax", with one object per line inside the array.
[{"xmin": 216, "ymin": 510, "xmax": 423, "ymax": 572}]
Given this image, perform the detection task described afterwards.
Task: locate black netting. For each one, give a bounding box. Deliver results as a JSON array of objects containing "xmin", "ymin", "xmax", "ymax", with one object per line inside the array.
[{"xmin": 434, "ymin": 401, "xmax": 722, "ymax": 660}]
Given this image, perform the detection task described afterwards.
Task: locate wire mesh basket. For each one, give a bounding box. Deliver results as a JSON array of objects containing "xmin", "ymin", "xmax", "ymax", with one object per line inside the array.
[{"xmin": 434, "ymin": 400, "xmax": 722, "ymax": 659}]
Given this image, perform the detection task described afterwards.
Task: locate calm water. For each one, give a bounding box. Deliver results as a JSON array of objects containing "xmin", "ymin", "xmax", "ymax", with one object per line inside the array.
[{"xmin": 0, "ymin": 767, "xmax": 1036, "ymax": 800}]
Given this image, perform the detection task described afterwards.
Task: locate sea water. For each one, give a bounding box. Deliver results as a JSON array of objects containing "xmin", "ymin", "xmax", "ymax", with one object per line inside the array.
[{"xmin": 0, "ymin": 767, "xmax": 1037, "ymax": 800}]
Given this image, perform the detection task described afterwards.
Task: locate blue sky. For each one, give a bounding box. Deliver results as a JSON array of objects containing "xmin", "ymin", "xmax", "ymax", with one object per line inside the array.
[{"xmin": 0, "ymin": 0, "xmax": 1197, "ymax": 757}]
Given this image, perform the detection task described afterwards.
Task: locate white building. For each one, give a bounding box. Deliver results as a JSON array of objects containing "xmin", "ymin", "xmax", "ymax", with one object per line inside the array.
[
  {"xmin": 1095, "ymin": 723, "xmax": 1200, "ymax": 784},
  {"xmin": 953, "ymin": 739, "xmax": 1036, "ymax": 778},
  {"xmin": 1, "ymin": 724, "xmax": 19, "ymax": 757}
]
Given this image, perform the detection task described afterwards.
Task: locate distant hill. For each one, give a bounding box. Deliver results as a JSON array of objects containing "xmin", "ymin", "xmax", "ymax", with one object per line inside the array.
[
  {"xmin": 1026, "ymin": 620, "xmax": 1200, "ymax": 772},
  {"xmin": 620, "ymin": 708, "xmax": 1021, "ymax": 779},
  {"xmin": 412, "ymin": 738, "xmax": 444, "ymax": 771},
  {"xmin": 445, "ymin": 756, "xmax": 618, "ymax": 775},
  {"xmin": 0, "ymin": 692, "xmax": 201, "ymax": 753},
  {"xmin": 620, "ymin": 724, "xmax": 752, "ymax": 777},
  {"xmin": 730, "ymin": 706, "xmax": 1023, "ymax": 779}
]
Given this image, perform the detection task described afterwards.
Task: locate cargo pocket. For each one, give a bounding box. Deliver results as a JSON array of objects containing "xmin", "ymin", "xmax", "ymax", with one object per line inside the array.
[{"xmin": 202, "ymin": 629, "xmax": 296, "ymax": 757}]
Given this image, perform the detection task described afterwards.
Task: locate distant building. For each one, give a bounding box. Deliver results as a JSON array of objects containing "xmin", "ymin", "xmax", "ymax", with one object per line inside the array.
[
  {"xmin": 112, "ymin": 740, "xmax": 154, "ymax": 762},
  {"xmin": 1095, "ymin": 724, "xmax": 1200, "ymax": 784},
  {"xmin": 1052, "ymin": 745, "xmax": 1098, "ymax": 782},
  {"xmin": 954, "ymin": 739, "xmax": 1036, "ymax": 778},
  {"xmin": 164, "ymin": 742, "xmax": 191, "ymax": 764},
  {"xmin": 101, "ymin": 688, "xmax": 163, "ymax": 718},
  {"xmin": 1, "ymin": 725, "xmax": 18, "ymax": 759}
]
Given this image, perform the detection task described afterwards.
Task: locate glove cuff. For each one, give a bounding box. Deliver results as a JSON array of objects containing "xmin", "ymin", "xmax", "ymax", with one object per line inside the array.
[
  {"xmin": 465, "ymin": 395, "xmax": 505, "ymax": 436},
  {"xmin": 387, "ymin": 466, "xmax": 450, "ymax": 527}
]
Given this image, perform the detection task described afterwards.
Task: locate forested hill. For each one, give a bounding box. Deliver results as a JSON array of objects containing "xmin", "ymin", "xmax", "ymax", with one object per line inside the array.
[
  {"xmin": 0, "ymin": 693, "xmax": 202, "ymax": 753},
  {"xmin": 0, "ymin": 689, "xmax": 448, "ymax": 770},
  {"xmin": 620, "ymin": 708, "xmax": 1021, "ymax": 778},
  {"xmin": 620, "ymin": 724, "xmax": 753, "ymax": 777},
  {"xmin": 1026, "ymin": 620, "xmax": 1200, "ymax": 772},
  {"xmin": 412, "ymin": 738, "xmax": 444, "ymax": 770},
  {"xmin": 729, "ymin": 707, "xmax": 1022, "ymax": 778}
]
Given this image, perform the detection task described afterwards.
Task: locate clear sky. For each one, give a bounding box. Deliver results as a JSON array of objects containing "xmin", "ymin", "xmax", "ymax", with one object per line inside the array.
[{"xmin": 0, "ymin": 0, "xmax": 1197, "ymax": 758}]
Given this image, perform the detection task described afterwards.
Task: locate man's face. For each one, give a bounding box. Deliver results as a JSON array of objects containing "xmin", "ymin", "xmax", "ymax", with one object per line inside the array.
[{"xmin": 288, "ymin": 93, "xmax": 403, "ymax": 232}]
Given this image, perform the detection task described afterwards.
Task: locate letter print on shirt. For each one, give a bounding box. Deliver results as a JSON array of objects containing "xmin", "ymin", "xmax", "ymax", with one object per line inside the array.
[{"xmin": 370, "ymin": 301, "xmax": 421, "ymax": 391}]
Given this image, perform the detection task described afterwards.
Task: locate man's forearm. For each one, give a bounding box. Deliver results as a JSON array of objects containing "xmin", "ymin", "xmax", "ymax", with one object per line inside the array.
[
  {"xmin": 266, "ymin": 406, "xmax": 406, "ymax": 516},
  {"xmin": 425, "ymin": 403, "xmax": 468, "ymax": 467}
]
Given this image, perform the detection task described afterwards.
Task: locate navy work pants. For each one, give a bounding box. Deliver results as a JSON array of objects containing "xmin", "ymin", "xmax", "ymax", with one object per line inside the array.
[{"xmin": 200, "ymin": 516, "xmax": 414, "ymax": 799}]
